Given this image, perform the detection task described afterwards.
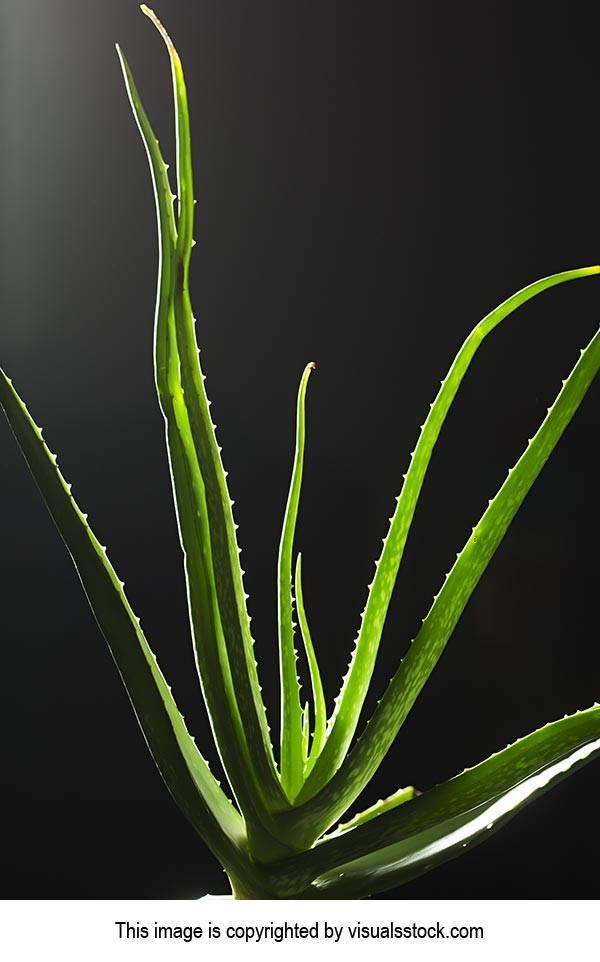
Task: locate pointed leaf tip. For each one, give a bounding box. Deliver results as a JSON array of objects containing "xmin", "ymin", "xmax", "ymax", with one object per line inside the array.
[{"xmin": 141, "ymin": 4, "xmax": 178, "ymax": 57}]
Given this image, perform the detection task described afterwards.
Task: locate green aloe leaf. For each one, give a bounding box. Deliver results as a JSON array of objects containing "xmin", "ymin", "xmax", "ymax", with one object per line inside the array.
[
  {"xmin": 295, "ymin": 553, "xmax": 327, "ymax": 775},
  {"xmin": 285, "ymin": 320, "xmax": 600, "ymax": 841},
  {"xmin": 118, "ymin": 44, "xmax": 274, "ymax": 839},
  {"xmin": 164, "ymin": 366, "xmax": 282, "ymax": 841},
  {"xmin": 289, "ymin": 705, "xmax": 600, "ymax": 898},
  {"xmin": 333, "ymin": 785, "xmax": 416, "ymax": 834},
  {"xmin": 302, "ymin": 267, "xmax": 599, "ymax": 803},
  {"xmin": 279, "ymin": 362, "xmax": 315, "ymax": 798},
  {"xmin": 0, "ymin": 369, "xmax": 250, "ymax": 878},
  {"xmin": 140, "ymin": 6, "xmax": 286, "ymax": 814}
]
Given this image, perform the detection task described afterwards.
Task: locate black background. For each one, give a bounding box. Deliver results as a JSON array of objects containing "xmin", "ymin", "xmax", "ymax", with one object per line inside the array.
[{"xmin": 1, "ymin": 0, "xmax": 599, "ymax": 898}]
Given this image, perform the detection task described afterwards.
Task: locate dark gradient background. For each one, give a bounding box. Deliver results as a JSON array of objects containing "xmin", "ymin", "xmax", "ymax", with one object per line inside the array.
[{"xmin": 1, "ymin": 0, "xmax": 598, "ymax": 898}]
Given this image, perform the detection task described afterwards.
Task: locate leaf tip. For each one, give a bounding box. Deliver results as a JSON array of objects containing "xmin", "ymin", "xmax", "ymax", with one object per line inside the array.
[{"xmin": 141, "ymin": 4, "xmax": 178, "ymax": 58}]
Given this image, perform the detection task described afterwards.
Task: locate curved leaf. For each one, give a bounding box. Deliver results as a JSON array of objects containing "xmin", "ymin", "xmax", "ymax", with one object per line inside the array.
[
  {"xmin": 118, "ymin": 36, "xmax": 293, "ymax": 854},
  {"xmin": 311, "ymin": 706, "xmax": 600, "ymax": 897},
  {"xmin": 295, "ymin": 553, "xmax": 327, "ymax": 776},
  {"xmin": 141, "ymin": 5, "xmax": 286, "ymax": 814},
  {"xmin": 118, "ymin": 43, "xmax": 265, "ymax": 827},
  {"xmin": 302, "ymin": 267, "xmax": 600, "ymax": 802},
  {"xmin": 270, "ymin": 705, "xmax": 600, "ymax": 897},
  {"xmin": 285, "ymin": 322, "xmax": 600, "ymax": 840},
  {"xmin": 279, "ymin": 363, "xmax": 315, "ymax": 798}
]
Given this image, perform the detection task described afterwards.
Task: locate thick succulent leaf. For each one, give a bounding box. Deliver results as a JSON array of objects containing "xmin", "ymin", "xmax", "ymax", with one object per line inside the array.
[
  {"xmin": 119, "ymin": 43, "xmax": 247, "ymax": 792},
  {"xmin": 295, "ymin": 553, "xmax": 327, "ymax": 775},
  {"xmin": 141, "ymin": 6, "xmax": 286, "ymax": 812},
  {"xmin": 119, "ymin": 43, "xmax": 251, "ymax": 806},
  {"xmin": 303, "ymin": 266, "xmax": 600, "ymax": 801},
  {"xmin": 164, "ymin": 365, "xmax": 280, "ymax": 838},
  {"xmin": 119, "ymin": 36, "xmax": 291, "ymax": 847},
  {"xmin": 163, "ymin": 366, "xmax": 291, "ymax": 855},
  {"xmin": 268, "ymin": 706, "xmax": 600, "ymax": 896},
  {"xmin": 307, "ymin": 706, "xmax": 600, "ymax": 898},
  {"xmin": 0, "ymin": 369, "xmax": 250, "ymax": 877},
  {"xmin": 278, "ymin": 363, "xmax": 315, "ymax": 798},
  {"xmin": 284, "ymin": 321, "xmax": 600, "ymax": 841}
]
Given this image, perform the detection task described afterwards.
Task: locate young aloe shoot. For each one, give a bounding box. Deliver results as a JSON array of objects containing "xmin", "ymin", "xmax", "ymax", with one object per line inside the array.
[{"xmin": 1, "ymin": 6, "xmax": 599, "ymax": 899}]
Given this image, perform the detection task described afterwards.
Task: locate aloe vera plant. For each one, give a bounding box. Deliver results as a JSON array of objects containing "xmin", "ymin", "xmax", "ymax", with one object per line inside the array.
[{"xmin": 1, "ymin": 6, "xmax": 599, "ymax": 899}]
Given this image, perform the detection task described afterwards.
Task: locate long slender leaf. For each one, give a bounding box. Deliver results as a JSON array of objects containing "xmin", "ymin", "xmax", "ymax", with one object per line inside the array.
[
  {"xmin": 0, "ymin": 370, "xmax": 250, "ymax": 879},
  {"xmin": 141, "ymin": 5, "xmax": 286, "ymax": 814},
  {"xmin": 295, "ymin": 553, "xmax": 327, "ymax": 775},
  {"xmin": 165, "ymin": 354, "xmax": 282, "ymax": 841},
  {"xmin": 283, "ymin": 322, "xmax": 600, "ymax": 840},
  {"xmin": 279, "ymin": 362, "xmax": 315, "ymax": 798},
  {"xmin": 118, "ymin": 43, "xmax": 249, "ymax": 800},
  {"xmin": 285, "ymin": 705, "xmax": 600, "ymax": 897},
  {"xmin": 118, "ymin": 41, "xmax": 293, "ymax": 852},
  {"xmin": 302, "ymin": 267, "xmax": 599, "ymax": 802},
  {"xmin": 118, "ymin": 44, "xmax": 248, "ymax": 802}
]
